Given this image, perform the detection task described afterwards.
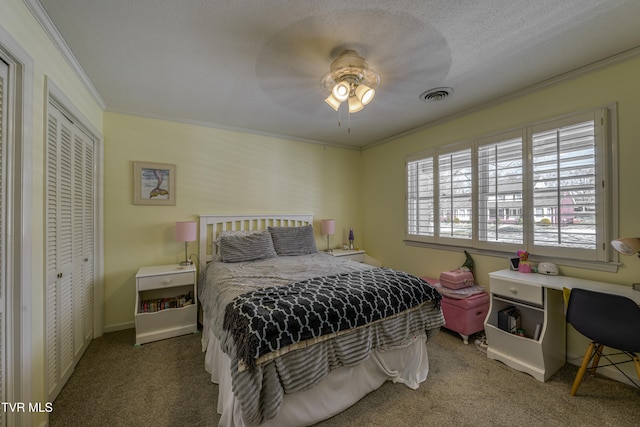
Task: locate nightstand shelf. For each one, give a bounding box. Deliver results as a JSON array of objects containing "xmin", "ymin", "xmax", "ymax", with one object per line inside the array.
[{"xmin": 135, "ymin": 264, "xmax": 197, "ymax": 345}]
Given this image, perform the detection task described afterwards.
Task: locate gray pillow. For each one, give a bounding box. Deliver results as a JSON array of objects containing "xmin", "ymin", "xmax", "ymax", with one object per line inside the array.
[
  {"xmin": 214, "ymin": 229, "xmax": 262, "ymax": 260},
  {"xmin": 268, "ymin": 225, "xmax": 317, "ymax": 256},
  {"xmin": 218, "ymin": 230, "xmax": 277, "ymax": 263}
]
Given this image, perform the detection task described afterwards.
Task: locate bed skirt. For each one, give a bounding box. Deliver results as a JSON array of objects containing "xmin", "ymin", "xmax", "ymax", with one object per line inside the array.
[{"xmin": 203, "ymin": 325, "xmax": 431, "ymax": 427}]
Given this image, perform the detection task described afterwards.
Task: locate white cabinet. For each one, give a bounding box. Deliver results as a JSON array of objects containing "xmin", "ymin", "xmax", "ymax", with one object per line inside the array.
[
  {"xmin": 135, "ymin": 264, "xmax": 197, "ymax": 345},
  {"xmin": 485, "ymin": 270, "xmax": 565, "ymax": 382},
  {"xmin": 329, "ymin": 249, "xmax": 366, "ymax": 263}
]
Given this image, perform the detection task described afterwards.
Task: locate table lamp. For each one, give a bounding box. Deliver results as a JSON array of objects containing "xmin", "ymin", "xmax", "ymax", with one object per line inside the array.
[
  {"xmin": 611, "ymin": 237, "xmax": 640, "ymax": 258},
  {"xmin": 321, "ymin": 219, "xmax": 336, "ymax": 253},
  {"xmin": 176, "ymin": 221, "xmax": 197, "ymax": 265}
]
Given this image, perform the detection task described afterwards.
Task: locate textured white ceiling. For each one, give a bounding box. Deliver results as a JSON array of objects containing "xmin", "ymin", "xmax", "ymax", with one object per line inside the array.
[{"xmin": 37, "ymin": 0, "xmax": 640, "ymax": 148}]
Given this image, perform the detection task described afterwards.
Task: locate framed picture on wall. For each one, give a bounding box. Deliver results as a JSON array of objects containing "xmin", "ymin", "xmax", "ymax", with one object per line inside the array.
[{"xmin": 133, "ymin": 161, "xmax": 176, "ymax": 205}]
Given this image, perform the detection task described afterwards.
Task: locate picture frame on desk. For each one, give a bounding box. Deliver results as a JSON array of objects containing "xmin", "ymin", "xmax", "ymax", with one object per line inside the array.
[{"xmin": 133, "ymin": 161, "xmax": 176, "ymax": 205}]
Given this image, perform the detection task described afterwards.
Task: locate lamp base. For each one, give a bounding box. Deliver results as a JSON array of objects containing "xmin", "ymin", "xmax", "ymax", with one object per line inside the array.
[{"xmin": 180, "ymin": 242, "xmax": 192, "ymax": 266}]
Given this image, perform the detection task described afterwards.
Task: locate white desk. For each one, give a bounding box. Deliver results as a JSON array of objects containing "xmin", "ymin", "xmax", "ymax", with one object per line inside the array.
[
  {"xmin": 485, "ymin": 269, "xmax": 640, "ymax": 382},
  {"xmin": 489, "ymin": 269, "xmax": 640, "ymax": 304}
]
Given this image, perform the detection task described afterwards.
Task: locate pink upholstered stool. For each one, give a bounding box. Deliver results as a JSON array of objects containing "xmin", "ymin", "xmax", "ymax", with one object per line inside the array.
[
  {"xmin": 421, "ymin": 276, "xmax": 490, "ymax": 344},
  {"xmin": 440, "ymin": 293, "xmax": 490, "ymax": 344}
]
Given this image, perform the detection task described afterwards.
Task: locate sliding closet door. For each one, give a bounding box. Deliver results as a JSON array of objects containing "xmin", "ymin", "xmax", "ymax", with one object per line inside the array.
[{"xmin": 46, "ymin": 102, "xmax": 95, "ymax": 401}]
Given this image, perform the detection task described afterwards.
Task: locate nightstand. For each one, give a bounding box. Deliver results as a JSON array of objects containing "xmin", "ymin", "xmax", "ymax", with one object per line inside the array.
[
  {"xmin": 328, "ymin": 249, "xmax": 366, "ymax": 263},
  {"xmin": 135, "ymin": 264, "xmax": 197, "ymax": 345}
]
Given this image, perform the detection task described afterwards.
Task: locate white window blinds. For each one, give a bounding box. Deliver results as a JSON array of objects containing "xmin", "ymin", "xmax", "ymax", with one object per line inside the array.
[
  {"xmin": 407, "ymin": 155, "xmax": 435, "ymax": 237},
  {"xmin": 438, "ymin": 148, "xmax": 472, "ymax": 240},
  {"xmin": 478, "ymin": 135, "xmax": 523, "ymax": 247},
  {"xmin": 531, "ymin": 115, "xmax": 599, "ymax": 257},
  {"xmin": 405, "ymin": 107, "xmax": 611, "ymax": 263}
]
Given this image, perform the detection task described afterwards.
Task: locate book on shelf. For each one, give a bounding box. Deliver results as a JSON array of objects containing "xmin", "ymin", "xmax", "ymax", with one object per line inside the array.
[
  {"xmin": 497, "ymin": 305, "xmax": 521, "ymax": 334},
  {"xmin": 139, "ymin": 292, "xmax": 192, "ymax": 313},
  {"xmin": 533, "ymin": 323, "xmax": 542, "ymax": 340}
]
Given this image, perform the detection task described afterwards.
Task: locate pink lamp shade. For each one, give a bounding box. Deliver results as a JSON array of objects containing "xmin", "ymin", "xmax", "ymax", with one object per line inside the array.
[
  {"xmin": 321, "ymin": 219, "xmax": 336, "ymax": 235},
  {"xmin": 176, "ymin": 221, "xmax": 197, "ymax": 242},
  {"xmin": 321, "ymin": 219, "xmax": 336, "ymax": 253}
]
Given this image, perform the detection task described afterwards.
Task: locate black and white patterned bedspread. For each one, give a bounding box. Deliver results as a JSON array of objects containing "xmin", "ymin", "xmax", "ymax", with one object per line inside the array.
[{"xmin": 223, "ymin": 267, "xmax": 442, "ymax": 370}]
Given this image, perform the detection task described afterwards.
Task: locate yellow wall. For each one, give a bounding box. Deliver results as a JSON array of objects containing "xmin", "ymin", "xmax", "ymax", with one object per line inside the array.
[
  {"xmin": 1, "ymin": 0, "xmax": 104, "ymax": 424},
  {"xmin": 361, "ymin": 54, "xmax": 640, "ymax": 381},
  {"xmin": 103, "ymin": 112, "xmax": 363, "ymax": 328},
  {"xmin": 4, "ymin": 0, "xmax": 640, "ymax": 415},
  {"xmin": 362, "ymin": 55, "xmax": 640, "ymax": 285}
]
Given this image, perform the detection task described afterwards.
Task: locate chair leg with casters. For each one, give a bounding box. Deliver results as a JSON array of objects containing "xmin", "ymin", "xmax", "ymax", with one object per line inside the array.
[{"xmin": 571, "ymin": 342, "xmax": 597, "ymax": 396}]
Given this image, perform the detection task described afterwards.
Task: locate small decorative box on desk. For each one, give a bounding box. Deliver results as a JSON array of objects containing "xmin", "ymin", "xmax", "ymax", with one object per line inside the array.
[{"xmin": 135, "ymin": 264, "xmax": 197, "ymax": 345}]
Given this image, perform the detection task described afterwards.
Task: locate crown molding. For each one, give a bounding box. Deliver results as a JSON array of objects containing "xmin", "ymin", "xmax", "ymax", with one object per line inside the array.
[
  {"xmin": 24, "ymin": 0, "xmax": 106, "ymax": 109},
  {"xmin": 105, "ymin": 107, "xmax": 362, "ymax": 151}
]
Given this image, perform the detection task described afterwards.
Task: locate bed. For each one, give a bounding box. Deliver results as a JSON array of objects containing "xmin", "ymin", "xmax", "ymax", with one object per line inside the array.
[{"xmin": 198, "ymin": 214, "xmax": 445, "ymax": 426}]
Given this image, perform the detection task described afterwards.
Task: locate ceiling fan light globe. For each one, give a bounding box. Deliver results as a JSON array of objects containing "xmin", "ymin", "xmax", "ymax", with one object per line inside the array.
[
  {"xmin": 324, "ymin": 95, "xmax": 341, "ymax": 111},
  {"xmin": 332, "ymin": 81, "xmax": 350, "ymax": 101},
  {"xmin": 348, "ymin": 96, "xmax": 364, "ymax": 113},
  {"xmin": 356, "ymin": 84, "xmax": 375, "ymax": 105}
]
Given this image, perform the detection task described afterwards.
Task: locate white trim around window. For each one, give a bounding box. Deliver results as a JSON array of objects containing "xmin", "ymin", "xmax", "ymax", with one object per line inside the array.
[{"xmin": 405, "ymin": 105, "xmax": 619, "ymax": 272}]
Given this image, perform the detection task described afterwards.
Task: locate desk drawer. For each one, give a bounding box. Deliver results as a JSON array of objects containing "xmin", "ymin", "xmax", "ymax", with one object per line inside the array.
[
  {"xmin": 490, "ymin": 277, "xmax": 543, "ymax": 305},
  {"xmin": 138, "ymin": 272, "xmax": 194, "ymax": 291}
]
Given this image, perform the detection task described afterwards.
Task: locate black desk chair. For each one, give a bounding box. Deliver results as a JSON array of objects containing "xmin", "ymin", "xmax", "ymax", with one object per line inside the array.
[{"xmin": 566, "ymin": 287, "xmax": 640, "ymax": 396}]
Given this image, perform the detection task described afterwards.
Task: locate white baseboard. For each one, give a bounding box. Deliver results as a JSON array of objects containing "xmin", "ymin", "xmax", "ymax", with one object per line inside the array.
[{"xmin": 103, "ymin": 321, "xmax": 135, "ymax": 333}]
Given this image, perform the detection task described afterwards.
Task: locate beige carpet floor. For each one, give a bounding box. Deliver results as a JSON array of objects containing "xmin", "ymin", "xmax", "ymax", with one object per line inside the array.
[{"xmin": 49, "ymin": 328, "xmax": 640, "ymax": 427}]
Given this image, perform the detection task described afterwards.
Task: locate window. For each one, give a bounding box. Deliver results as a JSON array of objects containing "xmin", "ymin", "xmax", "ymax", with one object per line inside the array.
[
  {"xmin": 478, "ymin": 133, "xmax": 523, "ymax": 249},
  {"xmin": 407, "ymin": 155, "xmax": 434, "ymax": 236},
  {"xmin": 405, "ymin": 108, "xmax": 614, "ymax": 263},
  {"xmin": 438, "ymin": 148, "xmax": 472, "ymax": 240}
]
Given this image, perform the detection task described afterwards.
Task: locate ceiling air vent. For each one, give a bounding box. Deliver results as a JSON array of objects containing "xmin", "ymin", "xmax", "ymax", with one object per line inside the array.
[{"xmin": 419, "ymin": 87, "xmax": 453, "ymax": 102}]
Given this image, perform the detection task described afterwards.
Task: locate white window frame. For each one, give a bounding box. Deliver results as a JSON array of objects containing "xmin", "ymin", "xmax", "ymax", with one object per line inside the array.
[
  {"xmin": 476, "ymin": 129, "xmax": 525, "ymax": 253},
  {"xmin": 406, "ymin": 149, "xmax": 436, "ymax": 241},
  {"xmin": 436, "ymin": 142, "xmax": 474, "ymax": 245},
  {"xmin": 405, "ymin": 106, "xmax": 618, "ymax": 271},
  {"xmin": 529, "ymin": 111, "xmax": 606, "ymax": 261}
]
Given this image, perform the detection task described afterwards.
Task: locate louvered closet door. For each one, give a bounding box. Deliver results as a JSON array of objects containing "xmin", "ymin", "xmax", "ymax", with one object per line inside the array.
[
  {"xmin": 0, "ymin": 58, "xmax": 9, "ymax": 427},
  {"xmin": 81, "ymin": 135, "xmax": 94, "ymax": 345},
  {"xmin": 46, "ymin": 103, "xmax": 94, "ymax": 401}
]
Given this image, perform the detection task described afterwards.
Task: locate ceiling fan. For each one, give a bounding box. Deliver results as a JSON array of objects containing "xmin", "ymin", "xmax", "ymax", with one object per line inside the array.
[
  {"xmin": 321, "ymin": 50, "xmax": 380, "ymax": 113},
  {"xmin": 254, "ymin": 8, "xmax": 452, "ymax": 121}
]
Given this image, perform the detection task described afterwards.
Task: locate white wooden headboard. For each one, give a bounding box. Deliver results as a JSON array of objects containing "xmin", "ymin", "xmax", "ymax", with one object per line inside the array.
[{"xmin": 199, "ymin": 214, "xmax": 314, "ymax": 263}]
